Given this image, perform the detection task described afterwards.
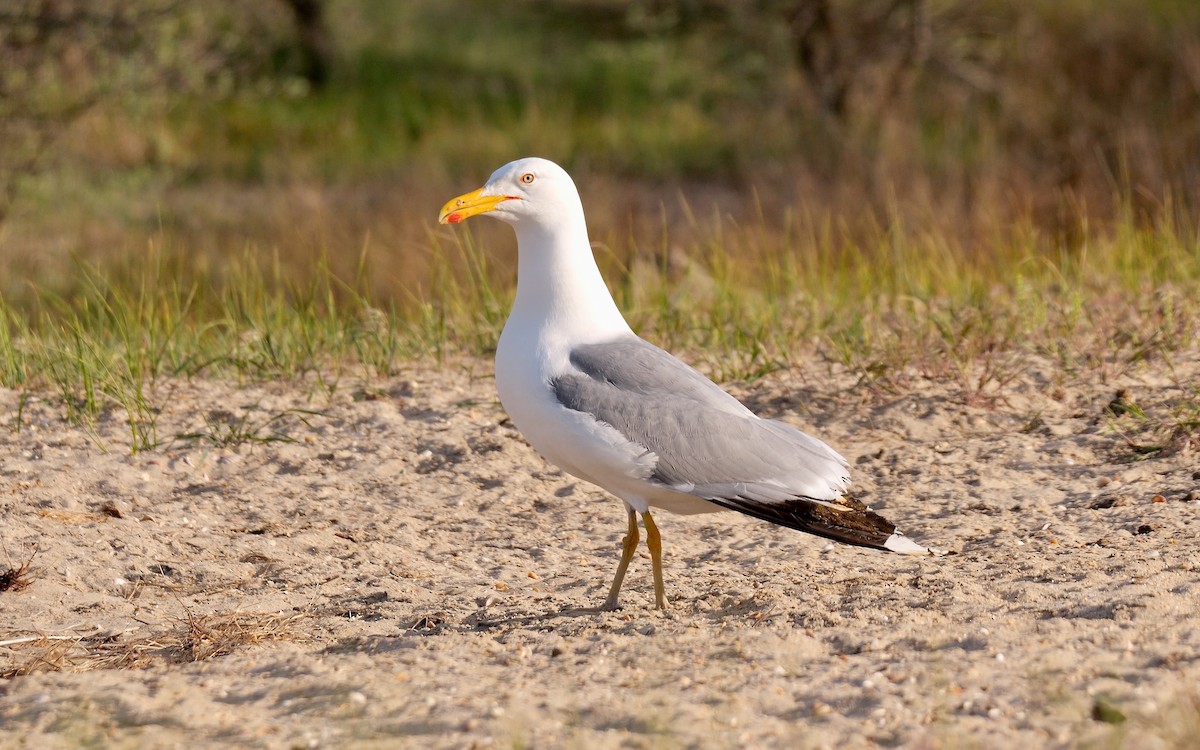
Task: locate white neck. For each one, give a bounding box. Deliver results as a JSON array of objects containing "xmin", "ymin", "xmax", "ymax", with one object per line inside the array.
[{"xmin": 506, "ymin": 211, "xmax": 631, "ymax": 346}]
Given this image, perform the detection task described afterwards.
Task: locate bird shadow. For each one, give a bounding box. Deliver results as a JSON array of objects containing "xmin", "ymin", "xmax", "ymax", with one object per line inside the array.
[{"xmin": 466, "ymin": 603, "xmax": 616, "ymax": 631}]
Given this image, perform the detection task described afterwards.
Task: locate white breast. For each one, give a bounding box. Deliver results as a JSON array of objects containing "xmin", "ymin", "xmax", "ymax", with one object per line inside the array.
[{"xmin": 496, "ymin": 318, "xmax": 647, "ymax": 481}]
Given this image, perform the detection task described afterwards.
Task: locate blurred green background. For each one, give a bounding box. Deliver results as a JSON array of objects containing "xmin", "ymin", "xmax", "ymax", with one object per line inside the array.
[{"xmin": 2, "ymin": 0, "xmax": 1199, "ymax": 309}]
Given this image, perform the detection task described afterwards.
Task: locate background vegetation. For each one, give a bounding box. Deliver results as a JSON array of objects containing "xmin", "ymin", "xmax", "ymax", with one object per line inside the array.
[{"xmin": 1, "ymin": 0, "xmax": 1198, "ymax": 435}]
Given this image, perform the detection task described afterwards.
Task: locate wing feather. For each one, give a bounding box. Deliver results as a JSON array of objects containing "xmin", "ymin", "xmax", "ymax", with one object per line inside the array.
[
  {"xmin": 553, "ymin": 338, "xmax": 921, "ymax": 550},
  {"xmin": 555, "ymin": 338, "xmax": 850, "ymax": 502}
]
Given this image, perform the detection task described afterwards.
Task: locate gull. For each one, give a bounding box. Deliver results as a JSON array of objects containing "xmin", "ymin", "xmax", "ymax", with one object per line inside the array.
[{"xmin": 438, "ymin": 157, "xmax": 928, "ymax": 610}]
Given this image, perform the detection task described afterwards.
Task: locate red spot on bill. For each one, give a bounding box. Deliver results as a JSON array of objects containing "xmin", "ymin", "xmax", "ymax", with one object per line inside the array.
[{"xmin": 446, "ymin": 212, "xmax": 464, "ymax": 224}]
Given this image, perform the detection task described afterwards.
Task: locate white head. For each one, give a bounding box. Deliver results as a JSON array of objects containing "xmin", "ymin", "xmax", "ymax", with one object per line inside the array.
[
  {"xmin": 438, "ymin": 157, "xmax": 584, "ymax": 230},
  {"xmin": 438, "ymin": 157, "xmax": 630, "ymax": 341}
]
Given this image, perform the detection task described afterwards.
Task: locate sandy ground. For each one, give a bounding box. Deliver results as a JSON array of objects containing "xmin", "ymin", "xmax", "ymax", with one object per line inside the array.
[{"xmin": 1, "ymin": 348, "xmax": 1198, "ymax": 749}]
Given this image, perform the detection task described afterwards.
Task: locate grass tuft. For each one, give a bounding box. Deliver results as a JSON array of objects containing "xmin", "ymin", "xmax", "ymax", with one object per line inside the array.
[{"xmin": 175, "ymin": 404, "xmax": 324, "ymax": 449}]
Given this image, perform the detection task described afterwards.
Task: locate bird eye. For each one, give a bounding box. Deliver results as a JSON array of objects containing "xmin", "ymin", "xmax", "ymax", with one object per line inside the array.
[{"xmin": 520, "ymin": 173, "xmax": 535, "ymax": 184}]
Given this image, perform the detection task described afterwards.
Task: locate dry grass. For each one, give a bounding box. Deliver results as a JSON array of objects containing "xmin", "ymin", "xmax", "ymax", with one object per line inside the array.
[
  {"xmin": 0, "ymin": 545, "xmax": 38, "ymax": 593},
  {"xmin": 0, "ymin": 611, "xmax": 307, "ymax": 679}
]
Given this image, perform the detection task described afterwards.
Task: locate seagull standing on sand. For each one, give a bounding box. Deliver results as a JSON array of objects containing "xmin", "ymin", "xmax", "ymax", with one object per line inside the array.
[{"xmin": 438, "ymin": 157, "xmax": 928, "ymax": 610}]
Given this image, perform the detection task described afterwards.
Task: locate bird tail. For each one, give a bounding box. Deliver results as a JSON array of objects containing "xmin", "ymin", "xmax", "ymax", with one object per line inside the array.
[
  {"xmin": 706, "ymin": 493, "xmax": 930, "ymax": 554},
  {"xmin": 882, "ymin": 530, "xmax": 929, "ymax": 555}
]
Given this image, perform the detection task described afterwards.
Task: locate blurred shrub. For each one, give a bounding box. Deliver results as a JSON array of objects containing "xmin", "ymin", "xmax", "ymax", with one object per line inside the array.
[
  {"xmin": 0, "ymin": 0, "xmax": 316, "ymax": 218},
  {"xmin": 537, "ymin": 0, "xmax": 1200, "ymax": 227},
  {"xmin": 2, "ymin": 0, "xmax": 1198, "ymax": 252}
]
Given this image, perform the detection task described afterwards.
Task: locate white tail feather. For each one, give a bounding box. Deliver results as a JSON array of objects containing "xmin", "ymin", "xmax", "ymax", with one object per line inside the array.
[{"xmin": 884, "ymin": 531, "xmax": 930, "ymax": 555}]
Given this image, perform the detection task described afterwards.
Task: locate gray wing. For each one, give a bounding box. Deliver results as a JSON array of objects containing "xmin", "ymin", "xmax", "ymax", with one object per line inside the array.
[
  {"xmin": 554, "ymin": 338, "xmax": 903, "ymax": 549},
  {"xmin": 567, "ymin": 338, "xmax": 753, "ymax": 418},
  {"xmin": 557, "ymin": 337, "xmax": 851, "ymax": 502}
]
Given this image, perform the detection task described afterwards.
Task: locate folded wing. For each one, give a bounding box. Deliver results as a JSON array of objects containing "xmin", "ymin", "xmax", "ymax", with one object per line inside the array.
[{"xmin": 553, "ymin": 338, "xmax": 913, "ymax": 550}]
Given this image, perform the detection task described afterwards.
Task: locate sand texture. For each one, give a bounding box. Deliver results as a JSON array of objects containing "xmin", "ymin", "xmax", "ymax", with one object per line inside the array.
[{"xmin": 2, "ymin": 350, "xmax": 1198, "ymax": 749}]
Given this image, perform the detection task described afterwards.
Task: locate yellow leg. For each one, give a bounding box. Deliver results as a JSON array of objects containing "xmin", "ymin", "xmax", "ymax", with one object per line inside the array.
[
  {"xmin": 602, "ymin": 507, "xmax": 639, "ymax": 610},
  {"xmin": 643, "ymin": 511, "xmax": 668, "ymax": 610}
]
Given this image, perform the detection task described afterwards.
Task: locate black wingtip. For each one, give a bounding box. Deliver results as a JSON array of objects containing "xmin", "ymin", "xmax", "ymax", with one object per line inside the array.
[{"xmin": 705, "ymin": 494, "xmax": 899, "ymax": 550}]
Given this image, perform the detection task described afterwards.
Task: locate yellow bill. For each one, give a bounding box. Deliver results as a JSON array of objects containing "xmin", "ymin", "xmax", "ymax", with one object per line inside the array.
[{"xmin": 438, "ymin": 187, "xmax": 517, "ymax": 225}]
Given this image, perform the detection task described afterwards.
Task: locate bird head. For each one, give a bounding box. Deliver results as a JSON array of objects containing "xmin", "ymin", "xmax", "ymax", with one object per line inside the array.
[{"xmin": 438, "ymin": 157, "xmax": 581, "ymax": 228}]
